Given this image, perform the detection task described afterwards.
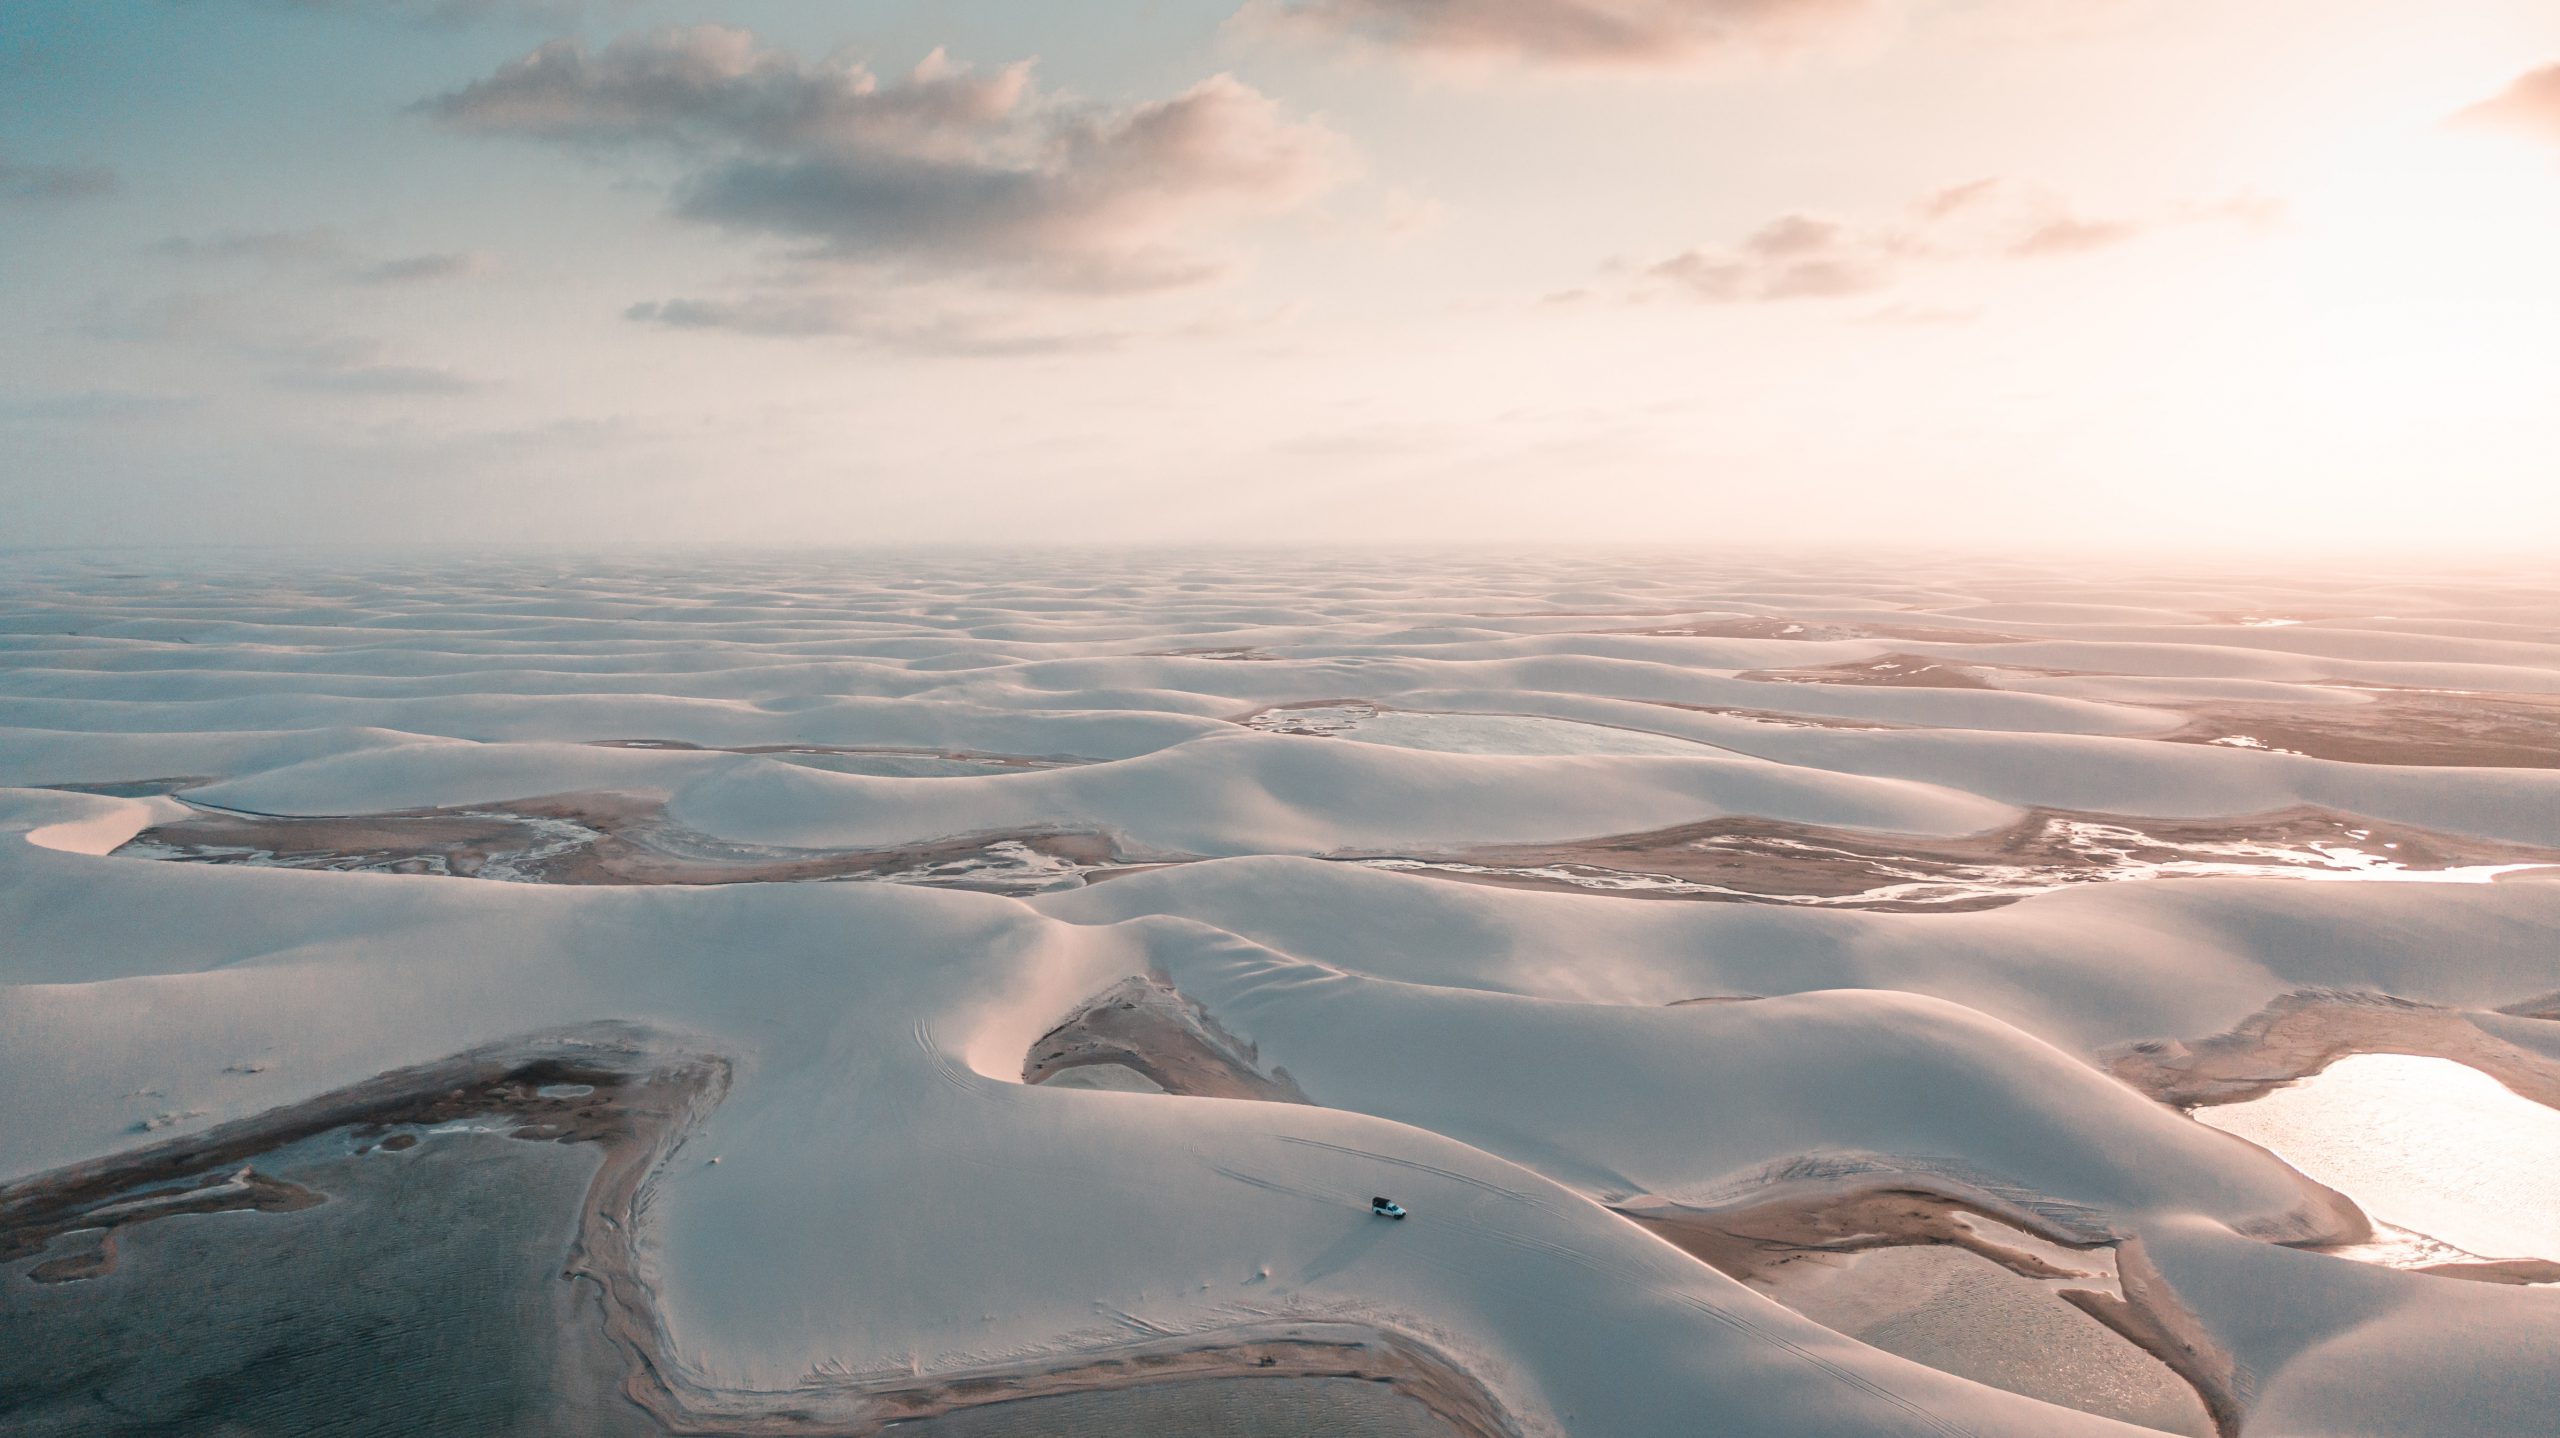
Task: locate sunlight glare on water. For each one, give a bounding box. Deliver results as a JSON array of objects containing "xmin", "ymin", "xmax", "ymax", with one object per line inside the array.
[{"xmin": 2194, "ymin": 1054, "xmax": 2560, "ymax": 1263}]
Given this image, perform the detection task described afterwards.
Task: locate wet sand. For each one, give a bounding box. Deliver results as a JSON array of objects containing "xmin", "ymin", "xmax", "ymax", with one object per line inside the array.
[
  {"xmin": 119, "ymin": 788, "xmax": 2557, "ymax": 916},
  {"xmin": 1, "ymin": 1024, "xmax": 715, "ymax": 1280},
  {"xmin": 2164, "ymin": 687, "xmax": 2560, "ymax": 768},
  {"xmin": 1, "ymin": 1025, "xmax": 707, "ymax": 1438},
  {"xmin": 117, "ymin": 792, "xmax": 1126, "ymax": 893},
  {"xmin": 1739, "ymin": 653, "xmax": 2560, "ymax": 768},
  {"xmin": 820, "ymin": 1323, "xmax": 1516, "ymax": 1438},
  {"xmin": 1141, "ymin": 647, "xmax": 1283, "ymax": 661},
  {"xmin": 36, "ymin": 777, "xmax": 213, "ymax": 798},
  {"xmin": 1363, "ymin": 806, "xmax": 2560, "ymax": 912},
  {"xmin": 2112, "ymin": 992, "xmax": 2560, "ymax": 1284},
  {"xmin": 2107, "ymin": 989, "xmax": 2560, "ymax": 1113},
  {"xmin": 1601, "ymin": 619, "xmax": 2026, "ymax": 645},
  {"xmin": 1770, "ymin": 1246, "xmax": 2214, "ymax": 1437},
  {"xmin": 1736, "ymin": 653, "xmax": 2016, "ymax": 689},
  {"xmin": 2, "ymin": 1025, "xmax": 1513, "ymax": 1438},
  {"xmin": 885, "ymin": 1374, "xmax": 1461, "ymax": 1436},
  {"xmin": 111, "ymin": 787, "xmax": 2560, "ymax": 921},
  {"xmin": 589, "ymin": 741, "xmax": 1085, "ymax": 778},
  {"xmin": 1618, "ymin": 1178, "xmax": 2247, "ymax": 1437},
  {"xmin": 1024, "ymin": 975, "xmax": 1309, "ymax": 1103},
  {"xmin": 1, "ymin": 1127, "xmax": 655, "ymax": 1438}
]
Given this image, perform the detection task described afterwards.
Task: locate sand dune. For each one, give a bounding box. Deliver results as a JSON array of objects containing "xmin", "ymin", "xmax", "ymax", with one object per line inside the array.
[{"xmin": 6, "ymin": 553, "xmax": 2558, "ymax": 1437}]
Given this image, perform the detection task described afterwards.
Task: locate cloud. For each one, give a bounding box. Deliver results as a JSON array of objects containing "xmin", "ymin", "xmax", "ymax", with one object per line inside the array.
[
  {"xmin": 1630, "ymin": 178, "xmax": 2272, "ymax": 304},
  {"xmin": 271, "ymin": 362, "xmax": 479, "ymax": 394},
  {"xmin": 78, "ymin": 290, "xmax": 483, "ymax": 396},
  {"xmin": 149, "ymin": 229, "xmax": 499, "ymax": 285},
  {"xmin": 625, "ymin": 294, "xmax": 1116, "ymax": 355},
  {"xmin": 1241, "ymin": 0, "xmax": 1883, "ymax": 67},
  {"xmin": 2455, "ymin": 63, "xmax": 2560, "ymax": 146},
  {"xmin": 1649, "ymin": 213, "xmax": 1896, "ymax": 301},
  {"xmin": 0, "ymin": 389, "xmax": 200, "ymax": 422},
  {"xmin": 247, "ymin": 332, "xmax": 483, "ymax": 394},
  {"xmin": 358, "ymin": 250, "xmax": 498, "ymax": 284},
  {"xmin": 149, "ymin": 227, "xmax": 346, "ymax": 263},
  {"xmin": 78, "ymin": 291, "xmax": 232, "ymax": 344},
  {"xmin": 0, "ymin": 155, "xmax": 117, "ymax": 204},
  {"xmin": 197, "ymin": 0, "xmax": 583, "ymax": 23},
  {"xmin": 424, "ymin": 27, "xmax": 1347, "ymax": 292}
]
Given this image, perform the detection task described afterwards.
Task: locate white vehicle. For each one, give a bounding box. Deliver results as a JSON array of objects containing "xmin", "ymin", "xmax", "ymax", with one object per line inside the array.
[{"xmin": 1370, "ymin": 1196, "xmax": 1407, "ymax": 1219}]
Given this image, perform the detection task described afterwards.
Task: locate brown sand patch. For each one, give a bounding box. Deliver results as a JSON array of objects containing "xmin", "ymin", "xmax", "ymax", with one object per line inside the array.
[
  {"xmin": 589, "ymin": 740, "xmax": 1079, "ymax": 771},
  {"xmin": 1140, "ymin": 647, "xmax": 1281, "ymax": 661},
  {"xmin": 14, "ymin": 1169, "xmax": 323, "ymax": 1282},
  {"xmin": 26, "ymin": 1228, "xmax": 119, "ymax": 1284},
  {"xmin": 1361, "ymin": 805, "xmax": 2560, "ymax": 912},
  {"xmin": 2417, "ymin": 1257, "xmax": 2560, "ymax": 1285},
  {"xmin": 1023, "ymin": 975, "xmax": 1308, "ymax": 1103},
  {"xmin": 830, "ymin": 1323, "xmax": 1514, "ymax": 1437},
  {"xmin": 1622, "ymin": 1185, "xmax": 2115, "ymax": 1286},
  {"xmin": 0, "ymin": 1023, "xmax": 701, "ymax": 1269},
  {"xmin": 2165, "ymin": 688, "xmax": 2560, "ymax": 768},
  {"xmin": 1618, "ymin": 1177, "xmax": 2247, "ymax": 1438},
  {"xmin": 1635, "ymin": 699, "xmax": 1904, "ymax": 731},
  {"xmin": 1231, "ymin": 699, "xmax": 1385, "ymax": 735},
  {"xmin": 2106, "ymin": 989, "xmax": 2560, "ymax": 1113},
  {"xmin": 37, "ymin": 777, "xmax": 213, "ymax": 798},
  {"xmin": 2055, "ymin": 1240, "xmax": 2246, "ymax": 1438},
  {"xmin": 1735, "ymin": 653, "xmax": 2018, "ymax": 689},
  {"xmin": 1676, "ymin": 656, "xmax": 2560, "ymax": 768},
  {"xmin": 1, "ymin": 1024, "xmax": 702, "ymax": 1282},
  {"xmin": 2110, "ymin": 990, "xmax": 2560, "ymax": 1289},
  {"xmin": 116, "ymin": 791, "xmax": 1129, "ymax": 891},
  {"xmin": 1606, "ymin": 619, "xmax": 2025, "ymax": 645}
]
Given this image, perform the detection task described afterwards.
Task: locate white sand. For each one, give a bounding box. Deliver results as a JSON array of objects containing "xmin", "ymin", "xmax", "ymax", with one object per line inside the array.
[{"xmin": 6, "ymin": 552, "xmax": 2560, "ymax": 1436}]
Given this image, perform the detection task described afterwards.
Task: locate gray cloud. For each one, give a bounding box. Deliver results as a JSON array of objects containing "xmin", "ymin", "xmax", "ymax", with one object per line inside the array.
[
  {"xmin": 0, "ymin": 389, "xmax": 201, "ymax": 422},
  {"xmin": 1632, "ymin": 179, "xmax": 2271, "ymax": 304},
  {"xmin": 185, "ymin": 0, "xmax": 583, "ymax": 23},
  {"xmin": 150, "ymin": 228, "xmax": 498, "ymax": 285},
  {"xmin": 2456, "ymin": 63, "xmax": 2560, "ymax": 146},
  {"xmin": 359, "ymin": 250, "xmax": 499, "ymax": 284},
  {"xmin": 78, "ymin": 291, "xmax": 232, "ymax": 344},
  {"xmin": 149, "ymin": 227, "xmax": 346, "ymax": 263},
  {"xmin": 271, "ymin": 361, "xmax": 479, "ymax": 394},
  {"xmin": 1649, "ymin": 213, "xmax": 1896, "ymax": 301},
  {"xmin": 625, "ymin": 294, "xmax": 1117, "ymax": 355},
  {"xmin": 1, "ymin": 155, "xmax": 117, "ymax": 204},
  {"xmin": 425, "ymin": 27, "xmax": 1346, "ymax": 292},
  {"xmin": 78, "ymin": 290, "xmax": 483, "ymax": 396},
  {"xmin": 1244, "ymin": 0, "xmax": 1881, "ymax": 66}
]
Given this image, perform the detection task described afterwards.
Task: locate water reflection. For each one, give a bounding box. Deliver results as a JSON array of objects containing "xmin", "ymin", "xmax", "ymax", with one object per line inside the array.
[{"xmin": 2194, "ymin": 1054, "xmax": 2560, "ymax": 1264}]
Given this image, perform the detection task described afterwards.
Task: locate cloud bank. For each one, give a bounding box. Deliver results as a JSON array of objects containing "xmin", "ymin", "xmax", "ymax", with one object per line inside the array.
[
  {"xmin": 0, "ymin": 155, "xmax": 117, "ymax": 204},
  {"xmin": 1246, "ymin": 0, "xmax": 1883, "ymax": 66},
  {"xmin": 426, "ymin": 28, "xmax": 1346, "ymax": 294},
  {"xmin": 1633, "ymin": 178, "xmax": 2274, "ymax": 304},
  {"xmin": 2457, "ymin": 63, "xmax": 2560, "ymax": 147}
]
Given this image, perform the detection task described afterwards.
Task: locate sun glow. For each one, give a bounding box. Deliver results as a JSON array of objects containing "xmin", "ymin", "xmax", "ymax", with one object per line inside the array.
[{"xmin": 2281, "ymin": 123, "xmax": 2560, "ymax": 418}]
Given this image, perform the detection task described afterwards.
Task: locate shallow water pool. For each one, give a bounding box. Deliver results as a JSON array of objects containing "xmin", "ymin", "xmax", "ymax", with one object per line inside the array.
[{"xmin": 2194, "ymin": 1053, "xmax": 2560, "ymax": 1264}]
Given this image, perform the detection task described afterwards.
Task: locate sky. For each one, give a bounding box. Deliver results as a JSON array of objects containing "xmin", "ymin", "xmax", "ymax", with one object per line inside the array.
[{"xmin": 3, "ymin": 0, "xmax": 2559, "ymax": 552}]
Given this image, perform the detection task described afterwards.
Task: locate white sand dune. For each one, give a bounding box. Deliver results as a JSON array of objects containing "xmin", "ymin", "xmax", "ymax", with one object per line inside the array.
[{"xmin": 5, "ymin": 552, "xmax": 2558, "ymax": 1437}]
